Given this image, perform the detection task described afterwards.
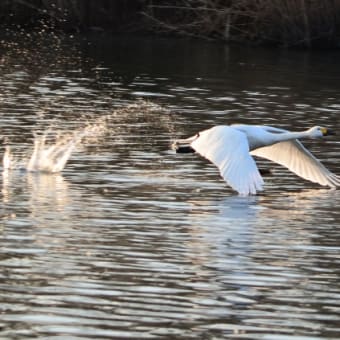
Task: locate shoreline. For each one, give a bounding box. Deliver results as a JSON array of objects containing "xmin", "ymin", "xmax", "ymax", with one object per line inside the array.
[{"xmin": 1, "ymin": 1, "xmax": 339, "ymax": 49}]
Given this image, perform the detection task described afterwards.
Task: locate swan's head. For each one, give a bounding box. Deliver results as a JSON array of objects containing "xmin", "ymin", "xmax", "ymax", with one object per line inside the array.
[{"xmin": 308, "ymin": 126, "xmax": 335, "ymax": 138}]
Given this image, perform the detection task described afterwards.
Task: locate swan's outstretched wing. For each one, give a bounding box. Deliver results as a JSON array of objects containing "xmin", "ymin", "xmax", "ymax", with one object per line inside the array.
[
  {"xmin": 191, "ymin": 126, "xmax": 264, "ymax": 195},
  {"xmin": 251, "ymin": 140, "xmax": 340, "ymax": 187}
]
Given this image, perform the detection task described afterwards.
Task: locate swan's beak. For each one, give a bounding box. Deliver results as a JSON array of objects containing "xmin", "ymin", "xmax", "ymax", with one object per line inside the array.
[{"xmin": 322, "ymin": 128, "xmax": 335, "ymax": 136}]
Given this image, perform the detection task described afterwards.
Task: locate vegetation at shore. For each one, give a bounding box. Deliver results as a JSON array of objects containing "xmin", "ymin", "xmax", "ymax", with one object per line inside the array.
[{"xmin": 1, "ymin": 0, "xmax": 339, "ymax": 47}]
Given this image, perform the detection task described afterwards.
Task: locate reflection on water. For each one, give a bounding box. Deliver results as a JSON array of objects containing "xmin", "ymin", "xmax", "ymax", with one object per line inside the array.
[{"xmin": 0, "ymin": 33, "xmax": 340, "ymax": 339}]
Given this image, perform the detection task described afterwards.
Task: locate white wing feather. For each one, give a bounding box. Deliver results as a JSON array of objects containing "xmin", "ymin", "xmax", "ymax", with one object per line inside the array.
[
  {"xmin": 191, "ymin": 126, "xmax": 264, "ymax": 195},
  {"xmin": 251, "ymin": 140, "xmax": 340, "ymax": 187}
]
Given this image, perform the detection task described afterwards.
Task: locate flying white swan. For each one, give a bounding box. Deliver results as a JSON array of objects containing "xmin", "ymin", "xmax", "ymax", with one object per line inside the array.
[{"xmin": 173, "ymin": 124, "xmax": 340, "ymax": 195}]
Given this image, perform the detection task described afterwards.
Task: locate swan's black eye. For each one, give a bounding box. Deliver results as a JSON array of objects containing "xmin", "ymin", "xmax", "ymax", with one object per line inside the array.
[{"xmin": 197, "ymin": 133, "xmax": 200, "ymax": 137}]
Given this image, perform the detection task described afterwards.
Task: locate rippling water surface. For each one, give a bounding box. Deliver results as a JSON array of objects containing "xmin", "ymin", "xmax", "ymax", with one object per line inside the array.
[{"xmin": 0, "ymin": 33, "xmax": 340, "ymax": 339}]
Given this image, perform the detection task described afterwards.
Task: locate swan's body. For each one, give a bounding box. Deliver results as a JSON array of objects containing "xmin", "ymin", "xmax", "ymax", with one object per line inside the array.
[{"xmin": 173, "ymin": 124, "xmax": 339, "ymax": 195}]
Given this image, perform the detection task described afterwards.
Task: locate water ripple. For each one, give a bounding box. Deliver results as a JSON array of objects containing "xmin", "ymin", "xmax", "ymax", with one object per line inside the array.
[{"xmin": 0, "ymin": 33, "xmax": 340, "ymax": 339}]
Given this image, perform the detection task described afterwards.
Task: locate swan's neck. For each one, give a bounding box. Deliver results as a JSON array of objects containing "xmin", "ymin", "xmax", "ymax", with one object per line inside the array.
[{"xmin": 271, "ymin": 130, "xmax": 311, "ymax": 144}]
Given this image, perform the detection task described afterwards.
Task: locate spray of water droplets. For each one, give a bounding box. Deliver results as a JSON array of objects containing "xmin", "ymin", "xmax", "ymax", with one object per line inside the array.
[{"xmin": 2, "ymin": 101, "xmax": 168, "ymax": 173}]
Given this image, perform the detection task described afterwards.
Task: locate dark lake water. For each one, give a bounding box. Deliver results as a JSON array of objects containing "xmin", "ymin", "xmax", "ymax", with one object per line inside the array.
[{"xmin": 0, "ymin": 32, "xmax": 340, "ymax": 339}]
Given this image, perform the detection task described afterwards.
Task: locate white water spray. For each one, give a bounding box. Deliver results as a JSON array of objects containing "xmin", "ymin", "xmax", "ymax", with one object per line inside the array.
[
  {"xmin": 2, "ymin": 101, "xmax": 167, "ymax": 174},
  {"xmin": 3, "ymin": 121, "xmax": 107, "ymax": 173},
  {"xmin": 26, "ymin": 131, "xmax": 80, "ymax": 172}
]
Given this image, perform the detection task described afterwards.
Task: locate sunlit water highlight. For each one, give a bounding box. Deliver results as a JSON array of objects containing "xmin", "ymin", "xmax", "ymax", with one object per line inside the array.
[{"xmin": 0, "ymin": 33, "xmax": 340, "ymax": 340}]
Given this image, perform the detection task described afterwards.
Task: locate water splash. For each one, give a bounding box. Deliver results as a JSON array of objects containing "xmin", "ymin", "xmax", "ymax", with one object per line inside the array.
[
  {"xmin": 3, "ymin": 122, "xmax": 106, "ymax": 173},
  {"xmin": 26, "ymin": 131, "xmax": 80, "ymax": 173},
  {"xmin": 3, "ymin": 145, "xmax": 13, "ymax": 171},
  {"xmin": 2, "ymin": 101, "xmax": 168, "ymax": 174}
]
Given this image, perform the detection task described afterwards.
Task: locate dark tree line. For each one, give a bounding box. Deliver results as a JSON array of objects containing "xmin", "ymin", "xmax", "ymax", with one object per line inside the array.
[{"xmin": 1, "ymin": 0, "xmax": 339, "ymax": 47}]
